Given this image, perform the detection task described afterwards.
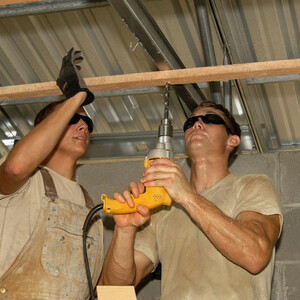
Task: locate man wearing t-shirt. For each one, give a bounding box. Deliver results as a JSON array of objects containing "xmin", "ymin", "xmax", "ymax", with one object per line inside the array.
[
  {"xmin": 0, "ymin": 48, "xmax": 103, "ymax": 299},
  {"xmin": 100, "ymin": 101, "xmax": 283, "ymax": 299}
]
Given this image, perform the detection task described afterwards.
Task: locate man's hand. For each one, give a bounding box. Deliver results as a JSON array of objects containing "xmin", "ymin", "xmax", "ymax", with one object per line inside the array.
[
  {"xmin": 56, "ymin": 47, "xmax": 94, "ymax": 106},
  {"xmin": 141, "ymin": 158, "xmax": 195, "ymax": 205},
  {"xmin": 112, "ymin": 182, "xmax": 151, "ymax": 228}
]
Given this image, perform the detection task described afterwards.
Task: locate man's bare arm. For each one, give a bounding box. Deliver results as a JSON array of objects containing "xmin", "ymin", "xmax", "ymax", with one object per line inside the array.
[
  {"xmin": 99, "ymin": 225, "xmax": 153, "ymax": 286},
  {"xmin": 183, "ymin": 195, "xmax": 281, "ymax": 274},
  {"xmin": 0, "ymin": 92, "xmax": 86, "ymax": 195},
  {"xmin": 99, "ymin": 187, "xmax": 153, "ymax": 287}
]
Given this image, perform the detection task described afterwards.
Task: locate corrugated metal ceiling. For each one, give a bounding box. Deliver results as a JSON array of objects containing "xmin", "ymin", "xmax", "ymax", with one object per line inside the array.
[{"xmin": 0, "ymin": 0, "xmax": 299, "ymax": 161}]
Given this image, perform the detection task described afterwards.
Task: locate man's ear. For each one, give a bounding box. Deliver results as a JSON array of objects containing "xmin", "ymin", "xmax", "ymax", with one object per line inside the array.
[{"xmin": 227, "ymin": 135, "xmax": 240, "ymax": 148}]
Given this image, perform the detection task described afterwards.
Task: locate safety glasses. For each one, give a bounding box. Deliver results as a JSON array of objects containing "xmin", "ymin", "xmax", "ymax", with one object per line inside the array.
[
  {"xmin": 68, "ymin": 113, "xmax": 93, "ymax": 133},
  {"xmin": 183, "ymin": 113, "xmax": 233, "ymax": 134}
]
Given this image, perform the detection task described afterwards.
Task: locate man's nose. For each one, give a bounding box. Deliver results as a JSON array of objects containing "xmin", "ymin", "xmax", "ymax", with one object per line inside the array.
[
  {"xmin": 78, "ymin": 120, "xmax": 89, "ymax": 133},
  {"xmin": 193, "ymin": 117, "xmax": 204, "ymax": 129}
]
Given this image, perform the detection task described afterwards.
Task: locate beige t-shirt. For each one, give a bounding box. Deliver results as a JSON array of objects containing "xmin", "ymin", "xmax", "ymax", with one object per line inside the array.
[
  {"xmin": 134, "ymin": 173, "xmax": 283, "ymax": 300},
  {"xmin": 0, "ymin": 157, "xmax": 87, "ymax": 278}
]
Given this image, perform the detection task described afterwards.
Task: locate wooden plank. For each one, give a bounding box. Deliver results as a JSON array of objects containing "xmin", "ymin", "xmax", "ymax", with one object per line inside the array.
[
  {"xmin": 1, "ymin": 58, "xmax": 300, "ymax": 102},
  {"xmin": 1, "ymin": 0, "xmax": 41, "ymax": 5},
  {"xmin": 97, "ymin": 286, "xmax": 137, "ymax": 300}
]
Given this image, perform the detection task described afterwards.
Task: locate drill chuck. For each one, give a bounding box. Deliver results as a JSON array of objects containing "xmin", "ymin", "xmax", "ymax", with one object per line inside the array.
[
  {"xmin": 144, "ymin": 117, "xmax": 173, "ymax": 168},
  {"xmin": 158, "ymin": 118, "xmax": 173, "ymax": 138}
]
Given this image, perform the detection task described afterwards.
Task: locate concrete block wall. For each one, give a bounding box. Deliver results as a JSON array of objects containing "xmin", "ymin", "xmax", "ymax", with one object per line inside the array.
[{"xmin": 76, "ymin": 151, "xmax": 300, "ymax": 299}]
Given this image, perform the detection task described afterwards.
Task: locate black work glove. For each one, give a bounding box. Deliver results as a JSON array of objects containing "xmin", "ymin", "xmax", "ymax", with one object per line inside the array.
[{"xmin": 56, "ymin": 47, "xmax": 94, "ymax": 106}]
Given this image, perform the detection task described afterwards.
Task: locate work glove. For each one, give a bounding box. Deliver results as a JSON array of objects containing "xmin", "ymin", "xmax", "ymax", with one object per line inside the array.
[{"xmin": 56, "ymin": 47, "xmax": 94, "ymax": 106}]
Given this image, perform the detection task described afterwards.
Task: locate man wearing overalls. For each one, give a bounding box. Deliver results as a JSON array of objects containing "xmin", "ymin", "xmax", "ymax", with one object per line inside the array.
[{"xmin": 0, "ymin": 48, "xmax": 103, "ymax": 299}]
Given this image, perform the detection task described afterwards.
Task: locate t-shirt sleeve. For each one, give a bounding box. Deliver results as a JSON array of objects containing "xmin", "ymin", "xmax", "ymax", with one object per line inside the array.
[
  {"xmin": 233, "ymin": 174, "xmax": 283, "ymax": 233},
  {"xmin": 134, "ymin": 219, "xmax": 160, "ymax": 270}
]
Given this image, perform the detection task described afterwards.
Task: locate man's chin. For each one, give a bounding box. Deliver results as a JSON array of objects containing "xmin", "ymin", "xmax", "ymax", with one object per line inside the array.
[{"xmin": 72, "ymin": 146, "xmax": 88, "ymax": 159}]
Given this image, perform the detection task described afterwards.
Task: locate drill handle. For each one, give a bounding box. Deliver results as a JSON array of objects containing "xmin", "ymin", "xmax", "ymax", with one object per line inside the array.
[{"xmin": 101, "ymin": 186, "xmax": 172, "ymax": 214}]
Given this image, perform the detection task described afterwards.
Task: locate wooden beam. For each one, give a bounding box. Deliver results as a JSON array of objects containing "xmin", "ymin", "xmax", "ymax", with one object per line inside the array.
[
  {"xmin": 1, "ymin": 58, "xmax": 300, "ymax": 102},
  {"xmin": 1, "ymin": 0, "xmax": 41, "ymax": 5}
]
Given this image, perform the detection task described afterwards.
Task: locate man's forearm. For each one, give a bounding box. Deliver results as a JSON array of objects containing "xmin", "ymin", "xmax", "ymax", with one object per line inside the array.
[
  {"xmin": 6, "ymin": 93, "xmax": 85, "ymax": 173},
  {"xmin": 100, "ymin": 226, "xmax": 137, "ymax": 286}
]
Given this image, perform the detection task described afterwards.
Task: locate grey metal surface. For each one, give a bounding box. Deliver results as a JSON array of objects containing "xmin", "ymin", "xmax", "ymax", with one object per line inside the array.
[
  {"xmin": 211, "ymin": 0, "xmax": 300, "ymax": 153},
  {"xmin": 108, "ymin": 0, "xmax": 205, "ymax": 111},
  {"xmin": 194, "ymin": 0, "xmax": 223, "ymax": 105},
  {"xmin": 0, "ymin": 0, "xmax": 299, "ymax": 161}
]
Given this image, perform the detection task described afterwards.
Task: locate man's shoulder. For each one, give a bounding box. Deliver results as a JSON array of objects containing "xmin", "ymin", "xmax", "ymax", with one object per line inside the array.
[
  {"xmin": 216, "ymin": 173, "xmax": 276, "ymax": 197},
  {"xmin": 232, "ymin": 173, "xmax": 273, "ymax": 185},
  {"xmin": 0, "ymin": 168, "xmax": 43, "ymax": 205}
]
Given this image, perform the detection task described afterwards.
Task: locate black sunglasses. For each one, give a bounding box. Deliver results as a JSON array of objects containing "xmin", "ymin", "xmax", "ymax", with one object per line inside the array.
[
  {"xmin": 183, "ymin": 113, "xmax": 233, "ymax": 134},
  {"xmin": 68, "ymin": 113, "xmax": 94, "ymax": 133}
]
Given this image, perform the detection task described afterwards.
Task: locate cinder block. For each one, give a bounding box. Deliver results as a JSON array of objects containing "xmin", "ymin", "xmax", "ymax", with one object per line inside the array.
[
  {"xmin": 271, "ymin": 263, "xmax": 283, "ymax": 300},
  {"xmin": 229, "ymin": 153, "xmax": 279, "ymax": 185},
  {"xmin": 271, "ymin": 263, "xmax": 300, "ymax": 300},
  {"xmin": 76, "ymin": 160, "xmax": 144, "ymax": 203},
  {"xmin": 284, "ymin": 263, "xmax": 300, "ymax": 299},
  {"xmin": 279, "ymin": 152, "xmax": 300, "ymax": 204},
  {"xmin": 276, "ymin": 207, "xmax": 300, "ymax": 261},
  {"xmin": 136, "ymin": 278, "xmax": 160, "ymax": 300}
]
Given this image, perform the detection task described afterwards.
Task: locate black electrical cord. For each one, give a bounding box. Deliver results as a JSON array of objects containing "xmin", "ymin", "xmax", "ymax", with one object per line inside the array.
[{"xmin": 82, "ymin": 203, "xmax": 103, "ymax": 300}]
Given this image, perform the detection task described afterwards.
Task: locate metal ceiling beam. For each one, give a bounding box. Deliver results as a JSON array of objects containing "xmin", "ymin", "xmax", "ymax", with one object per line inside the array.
[
  {"xmin": 107, "ymin": 0, "xmax": 205, "ymax": 112},
  {"xmin": 194, "ymin": 0, "xmax": 223, "ymax": 105},
  {"xmin": 0, "ymin": 107, "xmax": 24, "ymax": 139},
  {"xmin": 208, "ymin": 0, "xmax": 264, "ymax": 153},
  {"xmin": 0, "ymin": 140, "xmax": 9, "ymax": 159},
  {"xmin": 222, "ymin": 46, "xmax": 232, "ymax": 111},
  {"xmin": 246, "ymin": 74, "xmax": 300, "ymax": 85},
  {"xmin": 82, "ymin": 127, "xmax": 262, "ymax": 161},
  {"xmin": 0, "ymin": 0, "xmax": 107, "ymax": 18},
  {"xmin": 82, "ymin": 130, "xmax": 186, "ymax": 160}
]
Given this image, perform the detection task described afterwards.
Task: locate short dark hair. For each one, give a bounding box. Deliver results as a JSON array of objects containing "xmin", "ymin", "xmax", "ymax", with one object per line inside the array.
[
  {"xmin": 34, "ymin": 100, "xmax": 65, "ymax": 127},
  {"xmin": 194, "ymin": 101, "xmax": 241, "ymax": 158}
]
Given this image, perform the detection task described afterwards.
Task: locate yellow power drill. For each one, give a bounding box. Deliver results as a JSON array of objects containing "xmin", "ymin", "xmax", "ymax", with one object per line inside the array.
[{"xmin": 101, "ymin": 84, "xmax": 173, "ymax": 214}]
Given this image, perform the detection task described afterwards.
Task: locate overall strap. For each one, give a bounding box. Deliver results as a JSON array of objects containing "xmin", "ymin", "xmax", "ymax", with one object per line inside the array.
[
  {"xmin": 39, "ymin": 167, "xmax": 58, "ymax": 199},
  {"xmin": 39, "ymin": 167, "xmax": 94, "ymax": 209},
  {"xmin": 80, "ymin": 185, "xmax": 95, "ymax": 209}
]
